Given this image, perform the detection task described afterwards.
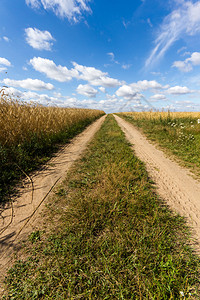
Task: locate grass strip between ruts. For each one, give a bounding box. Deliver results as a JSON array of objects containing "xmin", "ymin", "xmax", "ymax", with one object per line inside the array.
[{"xmin": 4, "ymin": 115, "xmax": 200, "ymax": 299}]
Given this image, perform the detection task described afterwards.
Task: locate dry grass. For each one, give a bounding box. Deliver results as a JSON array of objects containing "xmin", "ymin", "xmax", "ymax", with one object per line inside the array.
[{"xmin": 0, "ymin": 89, "xmax": 104, "ymax": 147}]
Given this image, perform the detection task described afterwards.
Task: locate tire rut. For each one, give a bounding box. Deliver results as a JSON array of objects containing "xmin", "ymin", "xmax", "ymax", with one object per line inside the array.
[
  {"xmin": 115, "ymin": 115, "xmax": 200, "ymax": 252},
  {"xmin": 0, "ymin": 115, "xmax": 106, "ymax": 295}
]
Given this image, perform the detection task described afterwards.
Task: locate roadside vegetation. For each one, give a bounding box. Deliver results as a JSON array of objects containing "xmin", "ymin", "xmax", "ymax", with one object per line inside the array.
[
  {"xmin": 119, "ymin": 111, "xmax": 200, "ymax": 176},
  {"xmin": 0, "ymin": 89, "xmax": 104, "ymax": 204},
  {"xmin": 4, "ymin": 115, "xmax": 200, "ymax": 299}
]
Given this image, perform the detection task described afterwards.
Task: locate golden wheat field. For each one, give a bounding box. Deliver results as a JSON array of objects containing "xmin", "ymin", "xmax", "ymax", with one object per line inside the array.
[
  {"xmin": 0, "ymin": 90, "xmax": 104, "ymax": 147},
  {"xmin": 120, "ymin": 111, "xmax": 200, "ymax": 120}
]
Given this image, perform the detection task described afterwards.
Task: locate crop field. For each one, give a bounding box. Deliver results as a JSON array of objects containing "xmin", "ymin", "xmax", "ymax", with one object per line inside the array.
[
  {"xmin": 1, "ymin": 108, "xmax": 200, "ymax": 299},
  {"xmin": 119, "ymin": 111, "xmax": 200, "ymax": 176},
  {"xmin": 4, "ymin": 115, "xmax": 200, "ymax": 299},
  {"xmin": 0, "ymin": 90, "xmax": 104, "ymax": 203}
]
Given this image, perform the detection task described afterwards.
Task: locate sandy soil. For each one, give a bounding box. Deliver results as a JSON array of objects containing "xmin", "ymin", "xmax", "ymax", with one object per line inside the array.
[
  {"xmin": 115, "ymin": 115, "xmax": 200, "ymax": 252},
  {"xmin": 0, "ymin": 115, "xmax": 105, "ymax": 295}
]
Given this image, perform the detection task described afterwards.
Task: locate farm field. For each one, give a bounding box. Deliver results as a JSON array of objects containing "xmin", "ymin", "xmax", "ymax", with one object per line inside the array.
[
  {"xmin": 118, "ymin": 111, "xmax": 200, "ymax": 177},
  {"xmin": 3, "ymin": 115, "xmax": 200, "ymax": 299},
  {"xmin": 0, "ymin": 91, "xmax": 104, "ymax": 204}
]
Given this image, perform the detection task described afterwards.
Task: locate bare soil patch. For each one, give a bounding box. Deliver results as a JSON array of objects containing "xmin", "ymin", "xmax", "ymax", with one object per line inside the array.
[
  {"xmin": 0, "ymin": 115, "xmax": 105, "ymax": 295},
  {"xmin": 115, "ymin": 115, "xmax": 200, "ymax": 252}
]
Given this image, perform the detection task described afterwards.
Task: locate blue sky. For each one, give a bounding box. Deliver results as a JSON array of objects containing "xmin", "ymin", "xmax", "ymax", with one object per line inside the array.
[{"xmin": 1, "ymin": 0, "xmax": 200, "ymax": 112}]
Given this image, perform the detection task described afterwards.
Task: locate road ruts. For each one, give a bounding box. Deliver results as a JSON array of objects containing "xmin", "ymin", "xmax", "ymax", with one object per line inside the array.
[
  {"xmin": 0, "ymin": 115, "xmax": 106, "ymax": 296},
  {"xmin": 115, "ymin": 114, "xmax": 200, "ymax": 252}
]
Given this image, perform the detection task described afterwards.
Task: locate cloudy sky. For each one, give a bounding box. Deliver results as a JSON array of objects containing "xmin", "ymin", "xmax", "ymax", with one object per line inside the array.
[{"xmin": 1, "ymin": 0, "xmax": 200, "ymax": 112}]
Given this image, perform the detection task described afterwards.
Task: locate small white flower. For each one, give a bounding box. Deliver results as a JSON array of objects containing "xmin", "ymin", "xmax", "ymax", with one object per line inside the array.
[
  {"xmin": 180, "ymin": 291, "xmax": 184, "ymax": 297},
  {"xmin": 198, "ymin": 119, "xmax": 200, "ymax": 124}
]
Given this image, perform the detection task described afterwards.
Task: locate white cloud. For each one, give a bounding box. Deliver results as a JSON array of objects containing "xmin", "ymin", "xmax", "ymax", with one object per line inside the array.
[
  {"xmin": 2, "ymin": 87, "xmax": 23, "ymax": 98},
  {"xmin": 99, "ymin": 87, "xmax": 106, "ymax": 93},
  {"xmin": 76, "ymin": 84, "xmax": 98, "ymax": 97},
  {"xmin": 72, "ymin": 62, "xmax": 106, "ymax": 82},
  {"xmin": 26, "ymin": 0, "xmax": 41, "ymax": 9},
  {"xmin": 131, "ymin": 80, "xmax": 163, "ymax": 91},
  {"xmin": 0, "ymin": 57, "xmax": 11, "ymax": 73},
  {"xmin": 188, "ymin": 52, "xmax": 200, "ymax": 65},
  {"xmin": 1, "ymin": 86, "xmax": 109, "ymax": 110},
  {"xmin": 30, "ymin": 58, "xmax": 121, "ymax": 87},
  {"xmin": 172, "ymin": 60, "xmax": 192, "ymax": 72},
  {"xmin": 122, "ymin": 64, "xmax": 132, "ymax": 70},
  {"xmin": 3, "ymin": 36, "xmax": 10, "ymax": 42},
  {"xmin": 145, "ymin": 1, "xmax": 200, "ymax": 68},
  {"xmin": 150, "ymin": 94, "xmax": 167, "ymax": 101},
  {"xmin": 2, "ymin": 86, "xmax": 66, "ymax": 106},
  {"xmin": 107, "ymin": 52, "xmax": 119, "ymax": 64},
  {"xmin": 0, "ymin": 67, "xmax": 7, "ymax": 73},
  {"xmin": 116, "ymin": 85, "xmax": 141, "ymax": 100},
  {"xmin": 107, "ymin": 52, "xmax": 115, "ymax": 61},
  {"xmin": 0, "ymin": 57, "xmax": 11, "ymax": 67},
  {"xmin": 30, "ymin": 57, "xmax": 78, "ymax": 82},
  {"xmin": 25, "ymin": 28, "xmax": 55, "ymax": 50},
  {"xmin": 177, "ymin": 46, "xmax": 187, "ymax": 54},
  {"xmin": 175, "ymin": 100, "xmax": 192, "ymax": 104},
  {"xmin": 172, "ymin": 52, "xmax": 200, "ymax": 72},
  {"xmin": 167, "ymin": 86, "xmax": 192, "ymax": 95},
  {"xmin": 2, "ymin": 78, "xmax": 54, "ymax": 91},
  {"xmin": 151, "ymin": 71, "xmax": 162, "ymax": 76},
  {"xmin": 26, "ymin": 0, "xmax": 91, "ymax": 22},
  {"xmin": 72, "ymin": 62, "xmax": 121, "ymax": 87},
  {"xmin": 92, "ymin": 76, "xmax": 120, "ymax": 87}
]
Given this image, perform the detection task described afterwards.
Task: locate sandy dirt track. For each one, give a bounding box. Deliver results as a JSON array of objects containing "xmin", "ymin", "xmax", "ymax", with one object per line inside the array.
[
  {"xmin": 0, "ymin": 115, "xmax": 105, "ymax": 295},
  {"xmin": 115, "ymin": 115, "xmax": 200, "ymax": 252}
]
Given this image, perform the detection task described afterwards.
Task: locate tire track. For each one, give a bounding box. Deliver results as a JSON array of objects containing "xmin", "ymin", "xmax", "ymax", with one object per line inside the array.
[
  {"xmin": 115, "ymin": 115, "xmax": 200, "ymax": 251},
  {"xmin": 0, "ymin": 115, "xmax": 106, "ymax": 295}
]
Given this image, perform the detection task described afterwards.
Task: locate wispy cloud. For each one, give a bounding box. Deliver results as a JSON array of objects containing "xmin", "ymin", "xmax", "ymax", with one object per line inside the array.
[
  {"xmin": 122, "ymin": 64, "xmax": 132, "ymax": 70},
  {"xmin": 3, "ymin": 36, "xmax": 10, "ymax": 42},
  {"xmin": 26, "ymin": 0, "xmax": 91, "ymax": 22},
  {"xmin": 147, "ymin": 18, "xmax": 153, "ymax": 28},
  {"xmin": 107, "ymin": 52, "xmax": 119, "ymax": 64},
  {"xmin": 122, "ymin": 19, "xmax": 131, "ymax": 29},
  {"xmin": 145, "ymin": 1, "xmax": 200, "ymax": 68}
]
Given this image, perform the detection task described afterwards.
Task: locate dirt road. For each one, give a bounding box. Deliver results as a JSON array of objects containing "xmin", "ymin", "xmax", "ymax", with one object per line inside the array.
[
  {"xmin": 0, "ymin": 115, "xmax": 105, "ymax": 295},
  {"xmin": 115, "ymin": 115, "xmax": 200, "ymax": 251}
]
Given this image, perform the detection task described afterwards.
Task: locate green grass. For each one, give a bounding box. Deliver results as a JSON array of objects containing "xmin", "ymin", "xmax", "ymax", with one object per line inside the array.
[
  {"xmin": 3, "ymin": 115, "xmax": 200, "ymax": 299},
  {"xmin": 118, "ymin": 114, "xmax": 200, "ymax": 176},
  {"xmin": 0, "ymin": 115, "xmax": 102, "ymax": 205}
]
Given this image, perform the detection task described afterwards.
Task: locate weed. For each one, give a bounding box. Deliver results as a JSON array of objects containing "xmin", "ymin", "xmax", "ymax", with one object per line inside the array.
[{"xmin": 28, "ymin": 230, "xmax": 42, "ymax": 244}]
